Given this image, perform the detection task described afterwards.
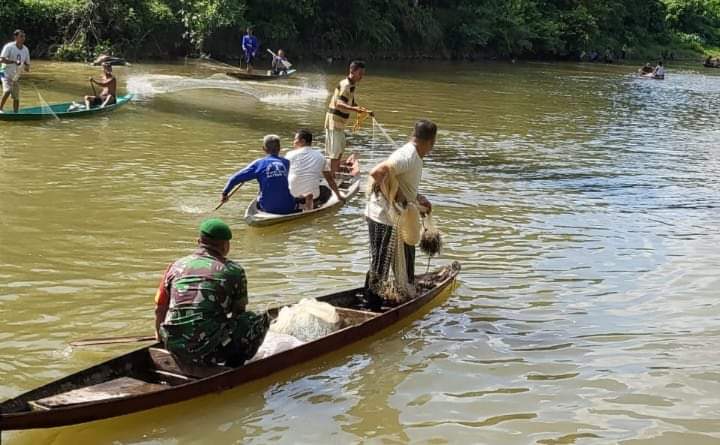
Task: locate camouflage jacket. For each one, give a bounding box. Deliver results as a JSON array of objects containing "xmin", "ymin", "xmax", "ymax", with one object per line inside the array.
[{"xmin": 155, "ymin": 245, "xmax": 247, "ymax": 359}]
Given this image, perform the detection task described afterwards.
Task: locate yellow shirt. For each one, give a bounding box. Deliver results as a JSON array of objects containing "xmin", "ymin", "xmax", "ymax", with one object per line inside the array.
[{"xmin": 324, "ymin": 77, "xmax": 357, "ymax": 130}]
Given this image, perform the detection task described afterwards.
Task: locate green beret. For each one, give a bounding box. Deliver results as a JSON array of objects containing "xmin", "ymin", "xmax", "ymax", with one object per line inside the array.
[{"xmin": 199, "ymin": 218, "xmax": 232, "ymax": 240}]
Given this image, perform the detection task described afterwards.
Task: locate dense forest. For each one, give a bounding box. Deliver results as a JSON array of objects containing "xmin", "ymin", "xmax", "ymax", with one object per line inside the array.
[{"xmin": 1, "ymin": 0, "xmax": 720, "ymax": 62}]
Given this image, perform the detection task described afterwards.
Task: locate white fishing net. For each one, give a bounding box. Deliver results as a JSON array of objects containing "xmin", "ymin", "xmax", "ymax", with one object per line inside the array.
[
  {"xmin": 269, "ymin": 298, "xmax": 340, "ymax": 342},
  {"xmin": 247, "ymin": 331, "xmax": 305, "ymax": 363}
]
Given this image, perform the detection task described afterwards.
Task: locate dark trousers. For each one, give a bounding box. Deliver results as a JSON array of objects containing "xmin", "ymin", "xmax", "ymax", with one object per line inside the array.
[{"xmin": 364, "ymin": 218, "xmax": 415, "ymax": 310}]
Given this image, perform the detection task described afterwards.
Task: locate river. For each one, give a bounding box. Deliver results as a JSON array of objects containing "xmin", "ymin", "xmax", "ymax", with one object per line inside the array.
[{"xmin": 1, "ymin": 60, "xmax": 719, "ymax": 444}]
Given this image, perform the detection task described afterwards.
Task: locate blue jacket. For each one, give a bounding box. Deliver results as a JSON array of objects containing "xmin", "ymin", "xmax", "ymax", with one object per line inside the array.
[
  {"xmin": 223, "ymin": 155, "xmax": 297, "ymax": 215},
  {"xmin": 242, "ymin": 35, "xmax": 258, "ymax": 55}
]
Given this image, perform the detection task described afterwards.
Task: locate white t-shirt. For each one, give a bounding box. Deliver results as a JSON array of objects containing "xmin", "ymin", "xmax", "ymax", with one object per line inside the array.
[
  {"xmin": 365, "ymin": 142, "xmax": 423, "ymax": 226},
  {"xmin": 0, "ymin": 42, "xmax": 30, "ymax": 81},
  {"xmin": 655, "ymin": 66, "xmax": 665, "ymax": 77},
  {"xmin": 285, "ymin": 146, "xmax": 329, "ymax": 198}
]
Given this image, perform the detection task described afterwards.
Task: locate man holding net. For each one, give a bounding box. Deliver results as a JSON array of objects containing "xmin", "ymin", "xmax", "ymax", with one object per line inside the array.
[{"xmin": 364, "ymin": 119, "xmax": 437, "ymax": 310}]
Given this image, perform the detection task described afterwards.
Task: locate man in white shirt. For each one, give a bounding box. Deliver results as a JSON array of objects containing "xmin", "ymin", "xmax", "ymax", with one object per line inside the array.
[
  {"xmin": 0, "ymin": 29, "xmax": 31, "ymax": 113},
  {"xmin": 364, "ymin": 119, "xmax": 436, "ymax": 309},
  {"xmin": 285, "ymin": 129, "xmax": 343, "ymax": 209}
]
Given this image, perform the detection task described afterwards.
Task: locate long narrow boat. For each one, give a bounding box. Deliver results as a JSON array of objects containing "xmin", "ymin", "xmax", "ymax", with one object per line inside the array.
[
  {"xmin": 226, "ymin": 69, "xmax": 297, "ymax": 81},
  {"xmin": 0, "ymin": 94, "xmax": 133, "ymax": 121},
  {"xmin": 244, "ymin": 156, "xmax": 361, "ymax": 227},
  {"xmin": 0, "ymin": 262, "xmax": 460, "ymax": 431}
]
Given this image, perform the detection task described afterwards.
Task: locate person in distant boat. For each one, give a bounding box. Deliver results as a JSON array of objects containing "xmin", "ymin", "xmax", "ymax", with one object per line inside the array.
[
  {"xmin": 85, "ymin": 62, "xmax": 117, "ymax": 109},
  {"xmin": 154, "ymin": 218, "xmax": 269, "ymax": 366},
  {"xmin": 639, "ymin": 63, "xmax": 653, "ymax": 75},
  {"xmin": 0, "ymin": 29, "xmax": 31, "ymax": 113},
  {"xmin": 241, "ymin": 27, "xmax": 258, "ymax": 71},
  {"xmin": 364, "ymin": 119, "xmax": 436, "ymax": 309},
  {"xmin": 221, "ymin": 134, "xmax": 310, "ymax": 214},
  {"xmin": 286, "ymin": 129, "xmax": 343, "ymax": 209},
  {"xmin": 653, "ymin": 61, "xmax": 665, "ymax": 79},
  {"xmin": 271, "ymin": 49, "xmax": 289, "ymax": 76},
  {"xmin": 325, "ymin": 60, "xmax": 373, "ymax": 176}
]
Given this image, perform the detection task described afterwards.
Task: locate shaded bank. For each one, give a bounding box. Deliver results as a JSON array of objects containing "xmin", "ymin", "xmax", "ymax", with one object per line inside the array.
[{"xmin": 1, "ymin": 0, "xmax": 719, "ymax": 63}]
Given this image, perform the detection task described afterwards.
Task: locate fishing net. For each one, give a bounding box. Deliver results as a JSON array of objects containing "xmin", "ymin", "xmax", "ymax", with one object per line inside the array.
[
  {"xmin": 420, "ymin": 213, "xmax": 443, "ymax": 272},
  {"xmin": 351, "ymin": 110, "xmax": 369, "ymax": 133},
  {"xmin": 269, "ymin": 298, "xmax": 340, "ymax": 342},
  {"xmin": 366, "ymin": 164, "xmax": 423, "ymax": 304},
  {"xmin": 247, "ymin": 331, "xmax": 305, "ymax": 363}
]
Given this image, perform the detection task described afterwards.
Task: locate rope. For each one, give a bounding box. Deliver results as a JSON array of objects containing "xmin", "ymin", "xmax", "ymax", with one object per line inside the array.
[{"xmin": 351, "ymin": 110, "xmax": 369, "ymax": 133}]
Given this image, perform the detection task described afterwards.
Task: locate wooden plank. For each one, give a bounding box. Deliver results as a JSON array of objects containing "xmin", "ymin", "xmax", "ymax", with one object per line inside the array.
[
  {"xmin": 32, "ymin": 377, "xmax": 166, "ymax": 409},
  {"xmin": 148, "ymin": 348, "xmax": 230, "ymax": 379}
]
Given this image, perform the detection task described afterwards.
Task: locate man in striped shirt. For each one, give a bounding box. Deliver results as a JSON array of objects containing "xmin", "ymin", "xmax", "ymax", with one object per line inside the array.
[{"xmin": 324, "ymin": 60, "xmax": 373, "ymax": 175}]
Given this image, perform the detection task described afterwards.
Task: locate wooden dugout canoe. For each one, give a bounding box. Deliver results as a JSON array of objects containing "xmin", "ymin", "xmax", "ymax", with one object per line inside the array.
[
  {"xmin": 225, "ymin": 68, "xmax": 297, "ymax": 81},
  {"xmin": 244, "ymin": 157, "xmax": 361, "ymax": 227},
  {"xmin": 0, "ymin": 262, "xmax": 460, "ymax": 431},
  {"xmin": 0, "ymin": 94, "xmax": 133, "ymax": 121}
]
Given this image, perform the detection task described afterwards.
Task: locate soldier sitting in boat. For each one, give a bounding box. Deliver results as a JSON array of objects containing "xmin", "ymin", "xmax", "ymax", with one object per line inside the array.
[
  {"xmin": 154, "ymin": 218, "xmax": 270, "ymax": 366},
  {"xmin": 285, "ymin": 129, "xmax": 343, "ymax": 209},
  {"xmin": 221, "ymin": 134, "xmax": 312, "ymax": 213}
]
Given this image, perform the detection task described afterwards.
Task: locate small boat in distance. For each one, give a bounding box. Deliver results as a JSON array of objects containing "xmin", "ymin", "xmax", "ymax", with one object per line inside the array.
[
  {"xmin": 244, "ymin": 156, "xmax": 361, "ymax": 227},
  {"xmin": 0, "ymin": 94, "xmax": 133, "ymax": 121},
  {"xmin": 0, "ymin": 262, "xmax": 460, "ymax": 431},
  {"xmin": 226, "ymin": 69, "xmax": 297, "ymax": 81}
]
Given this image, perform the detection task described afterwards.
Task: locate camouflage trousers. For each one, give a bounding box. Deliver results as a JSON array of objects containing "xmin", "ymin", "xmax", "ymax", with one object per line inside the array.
[{"xmin": 162, "ymin": 311, "xmax": 270, "ymax": 366}]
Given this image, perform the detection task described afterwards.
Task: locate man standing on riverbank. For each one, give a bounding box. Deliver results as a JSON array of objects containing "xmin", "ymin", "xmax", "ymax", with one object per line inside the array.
[
  {"xmin": 0, "ymin": 29, "xmax": 31, "ymax": 113},
  {"xmin": 364, "ymin": 119, "xmax": 436, "ymax": 309},
  {"xmin": 324, "ymin": 60, "xmax": 373, "ymax": 176}
]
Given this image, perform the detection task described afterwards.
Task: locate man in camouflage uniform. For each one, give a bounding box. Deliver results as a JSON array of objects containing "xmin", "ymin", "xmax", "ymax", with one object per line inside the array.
[{"xmin": 154, "ymin": 218, "xmax": 269, "ymax": 366}]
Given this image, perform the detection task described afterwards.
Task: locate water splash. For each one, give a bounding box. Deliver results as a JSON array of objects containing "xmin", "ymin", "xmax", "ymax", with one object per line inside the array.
[{"xmin": 126, "ymin": 73, "xmax": 328, "ymax": 106}]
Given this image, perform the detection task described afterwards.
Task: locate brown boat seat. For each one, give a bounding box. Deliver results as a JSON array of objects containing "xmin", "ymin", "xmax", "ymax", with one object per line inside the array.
[
  {"xmin": 148, "ymin": 347, "xmax": 231, "ymax": 379},
  {"xmin": 335, "ymin": 307, "xmax": 377, "ymax": 328},
  {"xmin": 29, "ymin": 377, "xmax": 166, "ymax": 410}
]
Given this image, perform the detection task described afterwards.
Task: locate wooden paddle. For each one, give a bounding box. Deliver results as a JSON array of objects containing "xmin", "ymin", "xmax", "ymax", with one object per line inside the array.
[
  {"xmin": 70, "ymin": 335, "xmax": 156, "ymax": 347},
  {"xmin": 213, "ymin": 182, "xmax": 243, "ymax": 211}
]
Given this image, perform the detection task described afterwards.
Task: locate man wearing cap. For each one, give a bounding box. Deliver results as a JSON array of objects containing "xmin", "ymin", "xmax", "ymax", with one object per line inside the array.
[{"xmin": 154, "ymin": 218, "xmax": 269, "ymax": 366}]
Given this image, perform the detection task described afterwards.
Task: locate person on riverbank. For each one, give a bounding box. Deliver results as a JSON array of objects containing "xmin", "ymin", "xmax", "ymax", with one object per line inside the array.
[
  {"xmin": 241, "ymin": 27, "xmax": 258, "ymax": 71},
  {"xmin": 324, "ymin": 60, "xmax": 373, "ymax": 176},
  {"xmin": 154, "ymin": 218, "xmax": 270, "ymax": 366},
  {"xmin": 364, "ymin": 119, "xmax": 436, "ymax": 310},
  {"xmin": 221, "ymin": 135, "xmax": 310, "ymax": 214},
  {"xmin": 286, "ymin": 129, "xmax": 343, "ymax": 208},
  {"xmin": 84, "ymin": 62, "xmax": 117, "ymax": 109},
  {"xmin": 0, "ymin": 29, "xmax": 31, "ymax": 113}
]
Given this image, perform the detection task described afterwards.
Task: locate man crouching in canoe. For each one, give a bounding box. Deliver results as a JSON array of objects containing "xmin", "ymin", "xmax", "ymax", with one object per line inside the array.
[{"xmin": 154, "ymin": 218, "xmax": 270, "ymax": 366}]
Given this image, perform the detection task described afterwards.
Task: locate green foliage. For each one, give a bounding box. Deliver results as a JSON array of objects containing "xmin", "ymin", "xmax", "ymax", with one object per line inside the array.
[{"xmin": 3, "ymin": 0, "xmax": 720, "ymax": 60}]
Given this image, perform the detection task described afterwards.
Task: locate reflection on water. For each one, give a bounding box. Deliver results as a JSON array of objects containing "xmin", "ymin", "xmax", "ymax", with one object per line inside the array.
[{"xmin": 2, "ymin": 61, "xmax": 720, "ymax": 444}]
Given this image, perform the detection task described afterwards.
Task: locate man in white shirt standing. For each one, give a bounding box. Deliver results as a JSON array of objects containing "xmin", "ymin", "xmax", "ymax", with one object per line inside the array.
[
  {"xmin": 364, "ymin": 119, "xmax": 436, "ymax": 309},
  {"xmin": 286, "ymin": 129, "xmax": 344, "ymax": 209},
  {"xmin": 0, "ymin": 29, "xmax": 31, "ymax": 113}
]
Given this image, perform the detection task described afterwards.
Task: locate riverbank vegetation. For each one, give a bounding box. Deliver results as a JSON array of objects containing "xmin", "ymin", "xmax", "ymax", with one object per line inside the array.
[{"xmin": 2, "ymin": 0, "xmax": 720, "ymax": 62}]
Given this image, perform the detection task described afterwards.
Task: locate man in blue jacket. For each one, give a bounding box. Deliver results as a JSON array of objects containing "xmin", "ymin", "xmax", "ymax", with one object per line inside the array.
[
  {"xmin": 241, "ymin": 27, "xmax": 258, "ymax": 71},
  {"xmin": 221, "ymin": 135, "xmax": 306, "ymax": 215}
]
